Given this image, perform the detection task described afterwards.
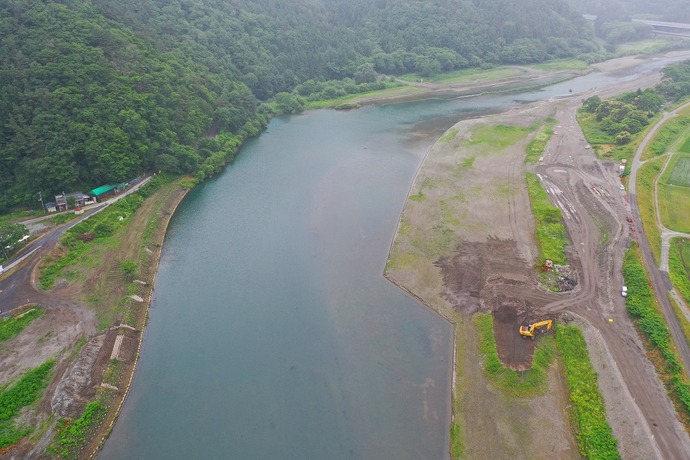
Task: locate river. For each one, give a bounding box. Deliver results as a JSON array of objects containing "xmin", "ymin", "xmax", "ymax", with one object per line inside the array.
[{"xmin": 100, "ymin": 52, "xmax": 690, "ymax": 459}]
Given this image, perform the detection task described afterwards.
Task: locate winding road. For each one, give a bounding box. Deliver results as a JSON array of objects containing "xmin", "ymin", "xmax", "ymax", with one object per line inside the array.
[
  {"xmin": 0, "ymin": 177, "xmax": 151, "ymax": 316},
  {"xmin": 531, "ymin": 95, "xmax": 690, "ymax": 458}
]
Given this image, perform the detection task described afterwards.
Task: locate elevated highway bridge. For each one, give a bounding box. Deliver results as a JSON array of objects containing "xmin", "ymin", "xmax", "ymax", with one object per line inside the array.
[{"xmin": 633, "ymin": 19, "xmax": 690, "ymax": 39}]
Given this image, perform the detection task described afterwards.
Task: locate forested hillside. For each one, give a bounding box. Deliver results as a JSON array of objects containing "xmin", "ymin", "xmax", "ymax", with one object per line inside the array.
[
  {"xmin": 0, "ymin": 0, "xmax": 600, "ymax": 211},
  {"xmin": 572, "ymin": 0, "xmax": 690, "ymax": 44}
]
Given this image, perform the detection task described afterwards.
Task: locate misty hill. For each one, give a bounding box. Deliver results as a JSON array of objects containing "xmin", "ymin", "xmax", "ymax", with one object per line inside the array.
[{"xmin": 0, "ymin": 0, "xmax": 602, "ymax": 211}]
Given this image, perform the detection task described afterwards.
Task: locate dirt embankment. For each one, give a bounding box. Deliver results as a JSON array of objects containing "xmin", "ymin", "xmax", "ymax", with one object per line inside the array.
[
  {"xmin": 386, "ymin": 50, "xmax": 690, "ymax": 459},
  {"xmin": 0, "ymin": 183, "xmax": 189, "ymax": 459}
]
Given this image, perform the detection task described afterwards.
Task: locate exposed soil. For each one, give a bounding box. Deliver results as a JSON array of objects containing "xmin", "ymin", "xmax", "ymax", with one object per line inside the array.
[
  {"xmin": 0, "ymin": 183, "xmax": 188, "ymax": 459},
  {"xmin": 386, "ymin": 50, "xmax": 690, "ymax": 459}
]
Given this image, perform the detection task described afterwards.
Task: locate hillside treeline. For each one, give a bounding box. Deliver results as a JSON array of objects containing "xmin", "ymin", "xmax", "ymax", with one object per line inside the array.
[
  {"xmin": 0, "ymin": 0, "xmax": 609, "ymax": 211},
  {"xmin": 575, "ymin": 0, "xmax": 690, "ymax": 45}
]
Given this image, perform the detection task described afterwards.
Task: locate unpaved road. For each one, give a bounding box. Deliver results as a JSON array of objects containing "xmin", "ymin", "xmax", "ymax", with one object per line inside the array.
[
  {"xmin": 534, "ymin": 102, "xmax": 690, "ymax": 458},
  {"xmin": 387, "ymin": 50, "xmax": 690, "ymax": 459}
]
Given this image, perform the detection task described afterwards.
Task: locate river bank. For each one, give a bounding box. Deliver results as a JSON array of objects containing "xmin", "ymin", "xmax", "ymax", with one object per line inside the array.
[
  {"xmin": 384, "ymin": 49, "xmax": 690, "ymax": 458},
  {"xmin": 91, "ymin": 51, "xmax": 688, "ymax": 460},
  {"xmin": 5, "ymin": 50, "xmax": 689, "ymax": 458},
  {"xmin": 84, "ymin": 183, "xmax": 190, "ymax": 459}
]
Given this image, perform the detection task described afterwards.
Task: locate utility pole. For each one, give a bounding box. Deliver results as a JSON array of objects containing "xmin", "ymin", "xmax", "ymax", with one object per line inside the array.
[{"xmin": 38, "ymin": 191, "xmax": 46, "ymax": 213}]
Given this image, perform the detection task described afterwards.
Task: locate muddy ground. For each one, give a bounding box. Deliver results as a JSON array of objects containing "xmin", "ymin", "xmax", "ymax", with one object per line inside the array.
[
  {"xmin": 0, "ymin": 183, "xmax": 187, "ymax": 459},
  {"xmin": 386, "ymin": 50, "xmax": 690, "ymax": 459},
  {"xmin": 3, "ymin": 51, "xmax": 690, "ymax": 459}
]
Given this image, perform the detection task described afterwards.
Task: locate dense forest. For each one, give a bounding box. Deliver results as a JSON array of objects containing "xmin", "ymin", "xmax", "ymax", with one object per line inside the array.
[{"xmin": 0, "ymin": 0, "xmax": 682, "ymax": 211}]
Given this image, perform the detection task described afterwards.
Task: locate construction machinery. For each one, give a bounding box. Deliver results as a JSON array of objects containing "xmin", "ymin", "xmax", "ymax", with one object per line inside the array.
[{"xmin": 519, "ymin": 319, "xmax": 553, "ymax": 339}]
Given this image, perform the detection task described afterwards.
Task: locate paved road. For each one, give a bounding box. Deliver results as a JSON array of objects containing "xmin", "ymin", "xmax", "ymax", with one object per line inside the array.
[
  {"xmin": 628, "ymin": 102, "xmax": 690, "ymax": 373},
  {"xmin": 532, "ymin": 93, "xmax": 690, "ymax": 458},
  {"xmin": 0, "ymin": 177, "xmax": 151, "ymax": 316}
]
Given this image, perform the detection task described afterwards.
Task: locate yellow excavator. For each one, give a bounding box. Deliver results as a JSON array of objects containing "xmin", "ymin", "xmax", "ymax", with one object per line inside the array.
[{"xmin": 519, "ymin": 319, "xmax": 553, "ymax": 339}]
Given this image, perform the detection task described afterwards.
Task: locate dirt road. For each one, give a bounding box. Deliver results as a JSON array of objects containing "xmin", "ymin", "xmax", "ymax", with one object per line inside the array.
[
  {"xmin": 386, "ymin": 50, "xmax": 690, "ymax": 459},
  {"xmin": 534, "ymin": 99, "xmax": 690, "ymax": 458}
]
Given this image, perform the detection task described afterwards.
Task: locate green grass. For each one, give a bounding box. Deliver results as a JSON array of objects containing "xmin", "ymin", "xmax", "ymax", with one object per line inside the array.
[
  {"xmin": 398, "ymin": 66, "xmax": 522, "ymax": 84},
  {"xmin": 525, "ymin": 118, "xmax": 557, "ymax": 163},
  {"xmin": 525, "ymin": 173, "xmax": 568, "ymax": 264},
  {"xmin": 615, "ymin": 39, "xmax": 687, "ymax": 56},
  {"xmin": 44, "ymin": 213, "xmax": 79, "ymax": 225},
  {"xmin": 0, "ymin": 360, "xmax": 54, "ymax": 448},
  {"xmin": 670, "ymin": 238, "xmax": 690, "ymax": 303},
  {"xmin": 577, "ymin": 111, "xmax": 615, "ymax": 145},
  {"xmin": 0, "ymin": 210, "xmax": 42, "ymax": 224},
  {"xmin": 680, "ymin": 133, "xmax": 690, "ymax": 153},
  {"xmin": 556, "ymin": 325, "xmax": 620, "ymax": 460},
  {"xmin": 0, "ymin": 308, "xmax": 44, "ymax": 343},
  {"xmin": 637, "ymin": 159, "xmax": 664, "ymax": 262},
  {"xmin": 469, "ymin": 124, "xmax": 531, "ymax": 151},
  {"xmin": 643, "ymin": 116, "xmax": 690, "ymax": 160},
  {"xmin": 440, "ymin": 127, "xmax": 458, "ymax": 142},
  {"xmin": 38, "ymin": 177, "xmax": 168, "ymax": 289},
  {"xmin": 473, "ymin": 313, "xmax": 556, "ymax": 397},
  {"xmin": 50, "ymin": 400, "xmax": 107, "ymax": 459},
  {"xmin": 623, "ymin": 246, "xmax": 690, "ymax": 426},
  {"xmin": 527, "ymin": 59, "xmax": 589, "ymax": 71},
  {"xmin": 303, "ymin": 82, "xmax": 413, "ymax": 109},
  {"xmin": 669, "ymin": 156, "xmax": 690, "ymax": 187},
  {"xmin": 659, "ymin": 182, "xmax": 690, "ymax": 233}
]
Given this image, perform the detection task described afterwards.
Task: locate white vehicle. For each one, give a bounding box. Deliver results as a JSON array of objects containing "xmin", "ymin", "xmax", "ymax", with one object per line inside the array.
[
  {"xmin": 621, "ymin": 286, "xmax": 628, "ymax": 297},
  {"xmin": 619, "ymin": 184, "xmax": 625, "ymax": 190}
]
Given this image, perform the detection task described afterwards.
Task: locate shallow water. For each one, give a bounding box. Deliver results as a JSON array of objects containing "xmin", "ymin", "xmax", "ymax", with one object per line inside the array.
[{"xmin": 100, "ymin": 54, "xmax": 686, "ymax": 459}]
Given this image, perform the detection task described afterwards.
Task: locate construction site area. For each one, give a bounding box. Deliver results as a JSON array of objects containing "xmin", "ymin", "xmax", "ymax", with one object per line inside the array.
[{"xmin": 386, "ymin": 52, "xmax": 690, "ymax": 459}]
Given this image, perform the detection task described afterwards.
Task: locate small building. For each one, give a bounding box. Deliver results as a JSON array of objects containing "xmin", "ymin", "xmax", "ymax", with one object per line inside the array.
[
  {"xmin": 55, "ymin": 193, "xmax": 68, "ymax": 212},
  {"xmin": 45, "ymin": 202, "xmax": 57, "ymax": 213},
  {"xmin": 89, "ymin": 184, "xmax": 119, "ymax": 201},
  {"xmin": 54, "ymin": 192, "xmax": 93, "ymax": 210}
]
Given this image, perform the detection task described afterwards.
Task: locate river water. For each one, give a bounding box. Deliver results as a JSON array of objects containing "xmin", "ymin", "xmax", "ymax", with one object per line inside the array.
[{"xmin": 100, "ymin": 54, "xmax": 688, "ymax": 459}]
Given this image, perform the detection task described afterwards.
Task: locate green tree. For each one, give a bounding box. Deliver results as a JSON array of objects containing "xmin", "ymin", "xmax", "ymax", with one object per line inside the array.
[{"xmin": 0, "ymin": 222, "xmax": 29, "ymax": 259}]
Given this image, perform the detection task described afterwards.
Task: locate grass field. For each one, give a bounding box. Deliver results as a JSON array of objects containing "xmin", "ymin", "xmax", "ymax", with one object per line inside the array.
[
  {"xmin": 669, "ymin": 157, "xmax": 690, "ymax": 187},
  {"xmin": 643, "ymin": 116, "xmax": 690, "ymax": 160},
  {"xmin": 525, "ymin": 118, "xmax": 557, "ymax": 164},
  {"xmin": 525, "ymin": 172, "xmax": 568, "ymax": 264},
  {"xmin": 680, "ymin": 134, "xmax": 690, "ymax": 154},
  {"xmin": 474, "ymin": 313, "xmax": 555, "ymax": 397},
  {"xmin": 398, "ymin": 66, "xmax": 523, "ymax": 84},
  {"xmin": 615, "ymin": 39, "xmax": 687, "ymax": 56},
  {"xmin": 469, "ymin": 123, "xmax": 531, "ymax": 151},
  {"xmin": 637, "ymin": 159, "xmax": 664, "ymax": 262},
  {"xmin": 659, "ymin": 154, "xmax": 690, "ymax": 233},
  {"xmin": 527, "ymin": 59, "xmax": 589, "ymax": 71},
  {"xmin": 670, "ymin": 238, "xmax": 690, "ymax": 303}
]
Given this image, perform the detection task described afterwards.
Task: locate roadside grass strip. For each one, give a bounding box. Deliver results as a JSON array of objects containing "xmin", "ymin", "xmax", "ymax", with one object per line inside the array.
[
  {"xmin": 659, "ymin": 154, "xmax": 690, "ymax": 234},
  {"xmin": 50, "ymin": 400, "xmax": 107, "ymax": 459},
  {"xmin": 555, "ymin": 326, "xmax": 620, "ymax": 460},
  {"xmin": 623, "ymin": 246, "xmax": 690, "ymax": 425},
  {"xmin": 38, "ymin": 176, "xmax": 168, "ymax": 289},
  {"xmin": 681, "ymin": 134, "xmax": 690, "ymax": 153},
  {"xmin": 644, "ymin": 115, "xmax": 690, "ymax": 160},
  {"xmin": 670, "ymin": 238, "xmax": 690, "ymax": 303},
  {"xmin": 577, "ymin": 111, "xmax": 615, "ymax": 145},
  {"xmin": 473, "ymin": 313, "xmax": 555, "ymax": 398},
  {"xmin": 637, "ymin": 160, "xmax": 664, "ymax": 262},
  {"xmin": 525, "ymin": 172, "xmax": 567, "ymax": 264},
  {"xmin": 668, "ymin": 156, "xmax": 690, "ymax": 186},
  {"xmin": 0, "ymin": 360, "xmax": 54, "ymax": 448},
  {"xmin": 0, "ymin": 307, "xmax": 44, "ymax": 343},
  {"xmin": 525, "ymin": 118, "xmax": 557, "ymax": 164}
]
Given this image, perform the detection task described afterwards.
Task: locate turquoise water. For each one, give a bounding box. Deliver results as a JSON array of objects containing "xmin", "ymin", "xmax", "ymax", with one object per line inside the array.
[
  {"xmin": 101, "ymin": 108, "xmax": 454, "ymax": 459},
  {"xmin": 100, "ymin": 55, "xmax": 685, "ymax": 459}
]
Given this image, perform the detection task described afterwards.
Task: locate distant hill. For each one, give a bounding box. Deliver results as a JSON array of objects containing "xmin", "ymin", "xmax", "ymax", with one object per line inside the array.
[{"xmin": 0, "ymin": 0, "xmax": 599, "ymax": 211}]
